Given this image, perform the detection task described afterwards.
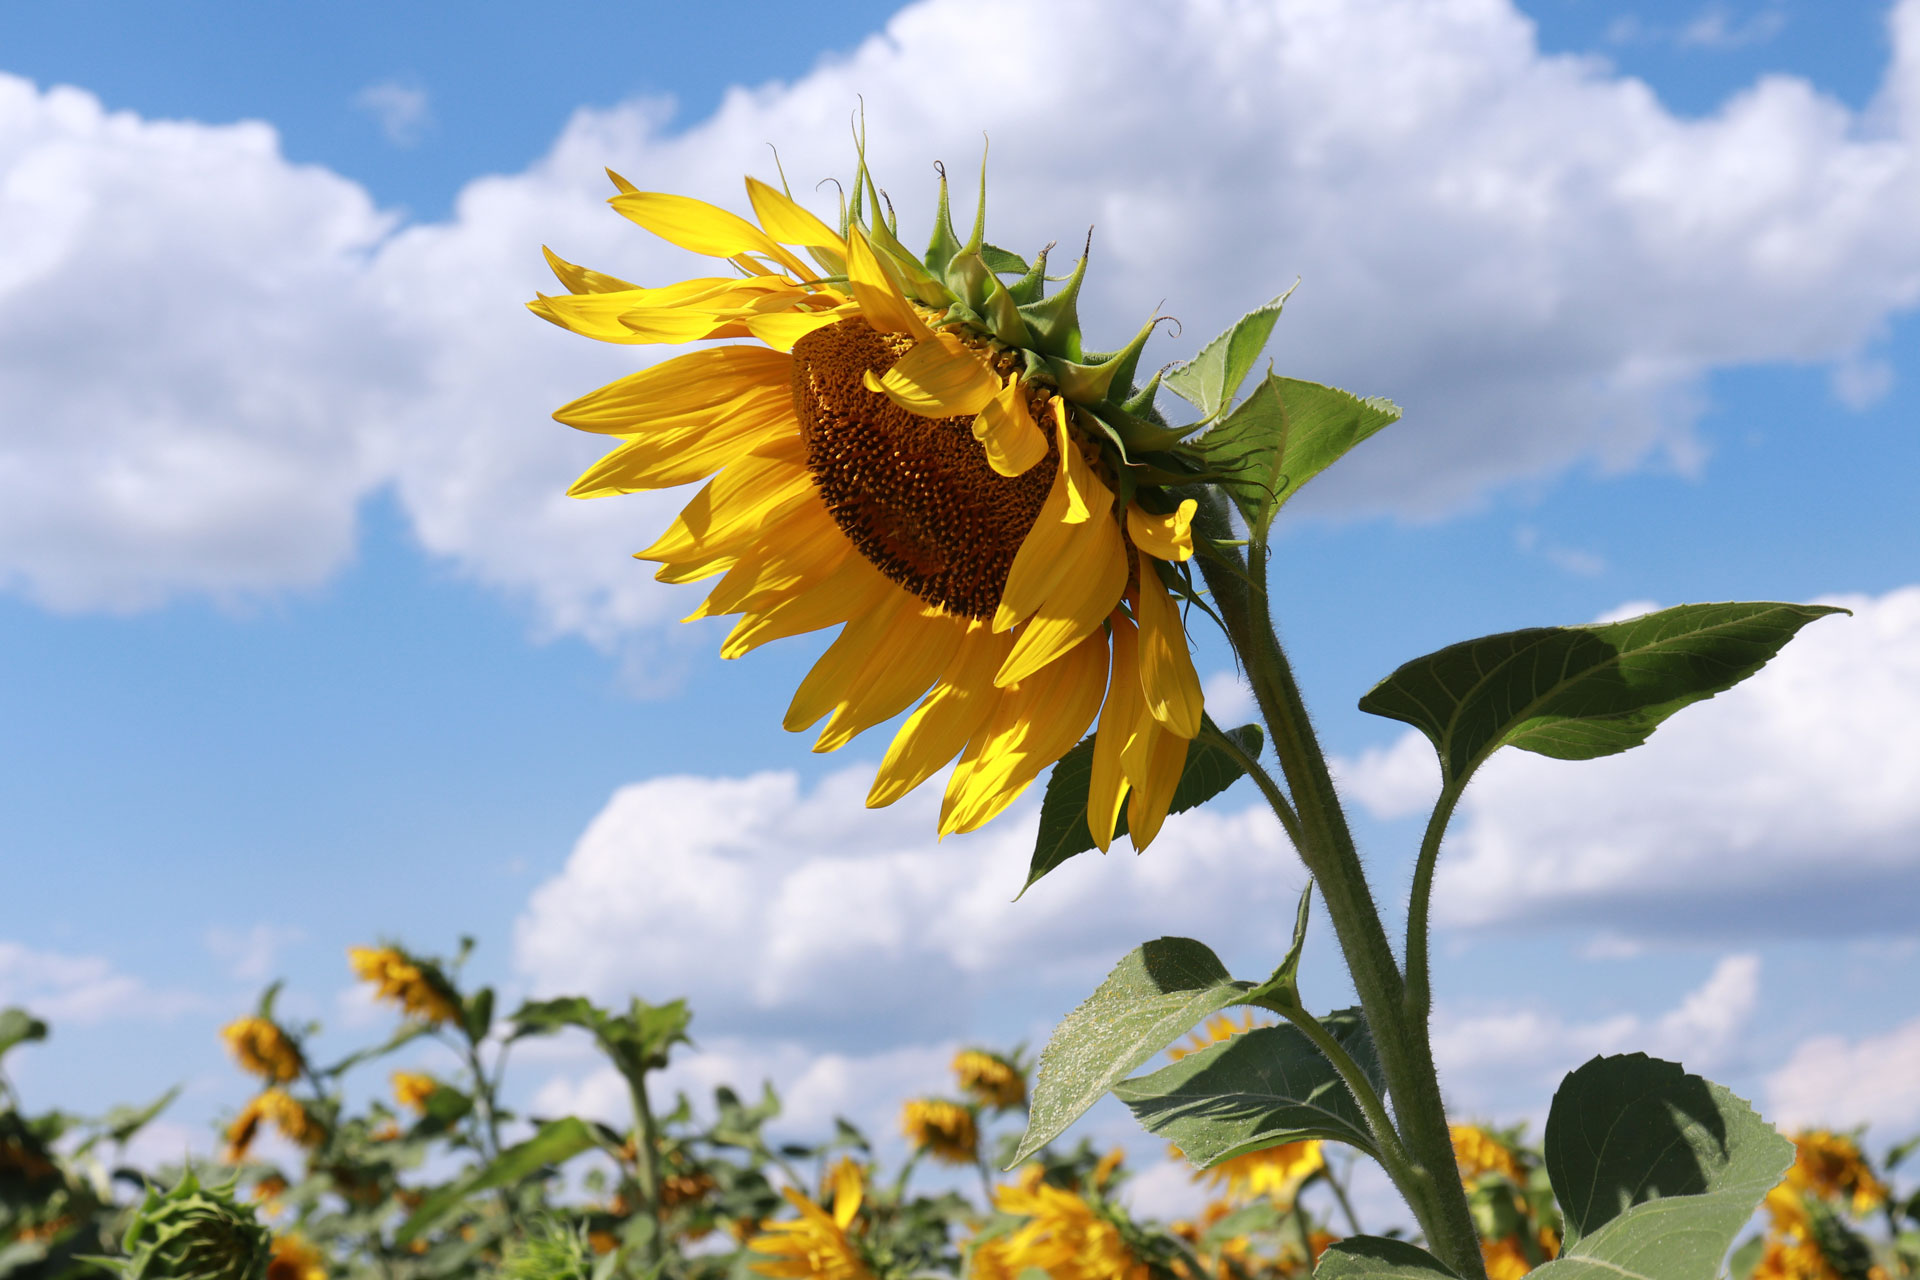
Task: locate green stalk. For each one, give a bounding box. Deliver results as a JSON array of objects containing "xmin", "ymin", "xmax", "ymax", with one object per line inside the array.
[
  {"xmin": 624, "ymin": 1069, "xmax": 665, "ymax": 1268},
  {"xmin": 1193, "ymin": 499, "xmax": 1486, "ymax": 1280},
  {"xmin": 1405, "ymin": 782, "xmax": 1465, "ymax": 1026}
]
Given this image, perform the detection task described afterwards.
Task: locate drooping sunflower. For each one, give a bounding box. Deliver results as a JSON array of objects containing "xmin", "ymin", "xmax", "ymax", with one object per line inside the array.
[
  {"xmin": 347, "ymin": 945, "xmax": 461, "ymax": 1027},
  {"xmin": 534, "ymin": 151, "xmax": 1210, "ymax": 845},
  {"xmin": 390, "ymin": 1070, "xmax": 437, "ymax": 1114},
  {"xmin": 900, "ymin": 1097, "xmax": 979, "ymax": 1165},
  {"xmin": 952, "ymin": 1048, "xmax": 1025, "ymax": 1109},
  {"xmin": 220, "ymin": 1016, "xmax": 304, "ymax": 1085}
]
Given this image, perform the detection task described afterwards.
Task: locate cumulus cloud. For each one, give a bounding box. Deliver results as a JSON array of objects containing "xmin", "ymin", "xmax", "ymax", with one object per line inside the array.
[
  {"xmin": 1337, "ymin": 586, "xmax": 1920, "ymax": 939},
  {"xmin": 203, "ymin": 923, "xmax": 303, "ymax": 983},
  {"xmin": 0, "ymin": 77, "xmax": 415, "ymax": 613},
  {"xmin": 1434, "ymin": 952, "xmax": 1761, "ymax": 1120},
  {"xmin": 512, "ymin": 764, "xmax": 1296, "ymax": 1047},
  {"xmin": 4, "ymin": 1, "xmax": 1920, "ymax": 643},
  {"xmin": 0, "ymin": 939, "xmax": 200, "ymax": 1023},
  {"xmin": 1766, "ymin": 1015, "xmax": 1920, "ymax": 1133}
]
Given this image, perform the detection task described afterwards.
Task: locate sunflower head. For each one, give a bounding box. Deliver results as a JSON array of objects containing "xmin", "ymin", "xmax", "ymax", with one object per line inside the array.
[
  {"xmin": 220, "ymin": 1017, "xmax": 303, "ymax": 1085},
  {"xmin": 109, "ymin": 1170, "xmax": 272, "ymax": 1280},
  {"xmin": 900, "ymin": 1097, "xmax": 979, "ymax": 1165},
  {"xmin": 952, "ymin": 1048, "xmax": 1026, "ymax": 1109},
  {"xmin": 390, "ymin": 1070, "xmax": 438, "ymax": 1114},
  {"xmin": 537, "ymin": 147, "xmax": 1219, "ymax": 851},
  {"xmin": 347, "ymin": 945, "xmax": 462, "ymax": 1028}
]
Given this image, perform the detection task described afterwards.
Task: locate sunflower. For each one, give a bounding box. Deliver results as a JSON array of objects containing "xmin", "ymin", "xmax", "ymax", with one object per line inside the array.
[
  {"xmin": 266, "ymin": 1234, "xmax": 327, "ymax": 1280},
  {"xmin": 1184, "ymin": 1139, "xmax": 1324, "ymax": 1203},
  {"xmin": 390, "ymin": 1070, "xmax": 437, "ymax": 1114},
  {"xmin": 1783, "ymin": 1130, "xmax": 1888, "ymax": 1217},
  {"xmin": 534, "ymin": 152, "xmax": 1209, "ymax": 845},
  {"xmin": 347, "ymin": 945, "xmax": 461, "ymax": 1027},
  {"xmin": 901, "ymin": 1097, "xmax": 979, "ymax": 1165},
  {"xmin": 748, "ymin": 1164, "xmax": 871, "ymax": 1280},
  {"xmin": 220, "ymin": 1017, "xmax": 304, "ymax": 1085},
  {"xmin": 953, "ymin": 1048, "xmax": 1025, "ymax": 1109},
  {"xmin": 226, "ymin": 1089, "xmax": 323, "ymax": 1162},
  {"xmin": 1450, "ymin": 1124, "xmax": 1523, "ymax": 1185},
  {"xmin": 972, "ymin": 1165, "xmax": 1148, "ymax": 1280}
]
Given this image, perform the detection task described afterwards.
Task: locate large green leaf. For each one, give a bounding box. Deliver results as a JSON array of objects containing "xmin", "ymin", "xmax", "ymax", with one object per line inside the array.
[
  {"xmin": 1530, "ymin": 1054, "xmax": 1793, "ymax": 1280},
  {"xmin": 395, "ymin": 1116, "xmax": 601, "ymax": 1244},
  {"xmin": 1313, "ymin": 1237, "xmax": 1460, "ymax": 1277},
  {"xmin": 1359, "ymin": 603, "xmax": 1846, "ymax": 786},
  {"xmin": 1010, "ymin": 938, "xmax": 1252, "ymax": 1165},
  {"xmin": 1023, "ymin": 718, "xmax": 1263, "ymax": 896},
  {"xmin": 1165, "ymin": 293, "xmax": 1290, "ymax": 422},
  {"xmin": 1112, "ymin": 1010, "xmax": 1384, "ymax": 1164},
  {"xmin": 1196, "ymin": 374, "xmax": 1400, "ymax": 534}
]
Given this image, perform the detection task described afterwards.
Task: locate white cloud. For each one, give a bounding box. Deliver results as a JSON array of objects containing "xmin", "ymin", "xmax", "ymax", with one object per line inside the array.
[
  {"xmin": 203, "ymin": 923, "xmax": 303, "ymax": 984},
  {"xmin": 1678, "ymin": 2, "xmax": 1789, "ymax": 50},
  {"xmin": 1434, "ymin": 952, "xmax": 1761, "ymax": 1120},
  {"xmin": 513, "ymin": 764, "xmax": 1298, "ymax": 1046},
  {"xmin": 354, "ymin": 80, "xmax": 431, "ymax": 148},
  {"xmin": 1338, "ymin": 586, "xmax": 1920, "ymax": 939},
  {"xmin": 1766, "ymin": 1015, "xmax": 1920, "ymax": 1133},
  {"xmin": 0, "ymin": 939, "xmax": 201, "ymax": 1023},
  {"xmin": 8, "ymin": 0, "xmax": 1920, "ymax": 644},
  {"xmin": 1201, "ymin": 669, "xmax": 1256, "ymax": 724}
]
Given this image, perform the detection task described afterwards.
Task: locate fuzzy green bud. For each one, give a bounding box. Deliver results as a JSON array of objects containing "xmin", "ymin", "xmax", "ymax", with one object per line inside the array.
[{"xmin": 105, "ymin": 1170, "xmax": 270, "ymax": 1280}]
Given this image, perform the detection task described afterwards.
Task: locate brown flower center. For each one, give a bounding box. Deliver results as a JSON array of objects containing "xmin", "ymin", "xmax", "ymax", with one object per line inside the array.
[{"xmin": 790, "ymin": 317, "xmax": 1056, "ymax": 619}]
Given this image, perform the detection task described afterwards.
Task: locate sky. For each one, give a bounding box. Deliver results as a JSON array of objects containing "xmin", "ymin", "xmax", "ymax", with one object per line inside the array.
[{"xmin": 1, "ymin": 0, "xmax": 1918, "ymax": 1223}]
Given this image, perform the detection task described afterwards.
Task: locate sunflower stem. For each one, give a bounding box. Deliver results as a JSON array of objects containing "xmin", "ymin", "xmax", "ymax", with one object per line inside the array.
[
  {"xmin": 1192, "ymin": 494, "xmax": 1485, "ymax": 1280},
  {"xmin": 1405, "ymin": 780, "xmax": 1465, "ymax": 1029}
]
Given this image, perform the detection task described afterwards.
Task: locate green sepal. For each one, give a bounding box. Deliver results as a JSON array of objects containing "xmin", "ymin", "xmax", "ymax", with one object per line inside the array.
[
  {"xmin": 1084, "ymin": 399, "xmax": 1196, "ymax": 455},
  {"xmin": 922, "ymin": 164, "xmax": 965, "ymax": 275},
  {"xmin": 1047, "ymin": 314, "xmax": 1161, "ymax": 405},
  {"xmin": 946, "ymin": 249, "xmax": 996, "ymax": 312},
  {"xmin": 104, "ymin": 1169, "xmax": 271, "ymax": 1280},
  {"xmin": 1005, "ymin": 243, "xmax": 1051, "ymax": 306},
  {"xmin": 1018, "ymin": 240, "xmax": 1088, "ymax": 359},
  {"xmin": 1122, "ymin": 367, "xmax": 1166, "ymax": 418},
  {"xmin": 982, "ymin": 275, "xmax": 1034, "ymax": 346},
  {"xmin": 865, "ymin": 204, "xmax": 949, "ymax": 308},
  {"xmin": 979, "ymin": 243, "xmax": 1031, "ymax": 276}
]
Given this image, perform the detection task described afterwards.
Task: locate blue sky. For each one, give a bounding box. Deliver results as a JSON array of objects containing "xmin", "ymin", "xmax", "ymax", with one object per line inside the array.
[{"xmin": 1, "ymin": 0, "xmax": 1917, "ymax": 1215}]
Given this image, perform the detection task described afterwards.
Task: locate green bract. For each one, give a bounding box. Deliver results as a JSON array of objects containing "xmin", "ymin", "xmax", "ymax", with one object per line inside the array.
[{"xmin": 105, "ymin": 1171, "xmax": 270, "ymax": 1280}]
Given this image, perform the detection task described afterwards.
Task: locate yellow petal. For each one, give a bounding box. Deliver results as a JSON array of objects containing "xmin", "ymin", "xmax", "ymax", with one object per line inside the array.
[
  {"xmin": 608, "ymin": 190, "xmax": 811, "ymax": 279},
  {"xmin": 541, "ymin": 246, "xmax": 636, "ymax": 295},
  {"xmin": 867, "ymin": 332, "xmax": 1000, "ymax": 417},
  {"xmin": 720, "ymin": 555, "xmax": 893, "ymax": 659},
  {"xmin": 867, "ymin": 624, "xmax": 1011, "ymax": 808},
  {"xmin": 1121, "ymin": 712, "xmax": 1189, "ymax": 850},
  {"xmin": 1127, "ymin": 498, "xmax": 1198, "ymax": 562},
  {"xmin": 746, "ymin": 176, "xmax": 847, "ymax": 251},
  {"xmin": 941, "ymin": 631, "xmax": 1109, "ymax": 836},
  {"xmin": 1088, "ymin": 612, "xmax": 1141, "ymax": 852},
  {"xmin": 699, "ymin": 502, "xmax": 849, "ymax": 617},
  {"xmin": 814, "ymin": 607, "xmax": 967, "ymax": 753},
  {"xmin": 1134, "ymin": 567, "xmax": 1204, "ymax": 738},
  {"xmin": 744, "ymin": 306, "xmax": 855, "ymax": 352},
  {"xmin": 567, "ymin": 394, "xmax": 797, "ymax": 495},
  {"xmin": 784, "ymin": 589, "xmax": 921, "ymax": 732},
  {"xmin": 846, "ymin": 226, "xmax": 932, "ymax": 340},
  {"xmin": 993, "ymin": 470, "xmax": 1076, "ymax": 633},
  {"xmin": 994, "ymin": 514, "xmax": 1129, "ymax": 688},
  {"xmin": 829, "ymin": 1161, "xmax": 864, "ymax": 1228},
  {"xmin": 529, "ymin": 277, "xmax": 774, "ymax": 343},
  {"xmin": 972, "ymin": 378, "xmax": 1048, "ymax": 477},
  {"xmin": 636, "ymin": 439, "xmax": 812, "ymax": 564},
  {"xmin": 553, "ymin": 347, "xmax": 790, "ymax": 434},
  {"xmin": 1056, "ymin": 400, "xmax": 1101, "ymax": 524}
]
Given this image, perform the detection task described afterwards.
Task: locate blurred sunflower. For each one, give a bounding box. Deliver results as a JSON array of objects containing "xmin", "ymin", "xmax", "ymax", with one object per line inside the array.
[
  {"xmin": 226, "ymin": 1089, "xmax": 323, "ymax": 1162},
  {"xmin": 1451, "ymin": 1125, "xmax": 1522, "ymax": 1184},
  {"xmin": 266, "ymin": 1234, "xmax": 327, "ymax": 1280},
  {"xmin": 972, "ymin": 1165, "xmax": 1147, "ymax": 1280},
  {"xmin": 1185, "ymin": 1139, "xmax": 1324, "ymax": 1203},
  {"xmin": 749, "ymin": 1159, "xmax": 870, "ymax": 1280},
  {"xmin": 953, "ymin": 1049, "xmax": 1025, "ymax": 1109},
  {"xmin": 220, "ymin": 1017, "xmax": 304, "ymax": 1085},
  {"xmin": 901, "ymin": 1098, "xmax": 979, "ymax": 1165},
  {"xmin": 1783, "ymin": 1130, "xmax": 1888, "ymax": 1217},
  {"xmin": 348, "ymin": 946, "xmax": 461, "ymax": 1027},
  {"xmin": 535, "ymin": 151, "xmax": 1211, "ymax": 846},
  {"xmin": 390, "ymin": 1070, "xmax": 437, "ymax": 1114}
]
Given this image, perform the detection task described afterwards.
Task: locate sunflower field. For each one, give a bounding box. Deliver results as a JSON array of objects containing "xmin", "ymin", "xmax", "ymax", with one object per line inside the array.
[{"xmin": 5, "ymin": 124, "xmax": 1910, "ymax": 1280}]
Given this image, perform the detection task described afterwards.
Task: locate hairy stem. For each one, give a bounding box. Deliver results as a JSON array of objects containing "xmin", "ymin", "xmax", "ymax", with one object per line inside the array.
[
  {"xmin": 1405, "ymin": 781, "xmax": 1464, "ymax": 1027},
  {"xmin": 625, "ymin": 1069, "xmax": 665, "ymax": 1267},
  {"xmin": 1194, "ymin": 499, "xmax": 1485, "ymax": 1279}
]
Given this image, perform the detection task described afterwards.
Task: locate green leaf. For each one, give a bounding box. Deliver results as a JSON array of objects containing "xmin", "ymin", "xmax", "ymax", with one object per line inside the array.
[
  {"xmin": 462, "ymin": 987, "xmax": 495, "ymax": 1045},
  {"xmin": 979, "ymin": 244, "xmax": 1030, "ymax": 277},
  {"xmin": 1313, "ymin": 1237, "xmax": 1461, "ymax": 1278},
  {"xmin": 316, "ymin": 1020, "xmax": 429, "ymax": 1077},
  {"xmin": 1111, "ymin": 1009, "xmax": 1384, "ymax": 1164},
  {"xmin": 1165, "ymin": 293, "xmax": 1291, "ymax": 422},
  {"xmin": 1360, "ymin": 602, "xmax": 1847, "ymax": 787},
  {"xmin": 1196, "ymin": 374, "xmax": 1400, "ymax": 534},
  {"xmin": 1010, "ymin": 938, "xmax": 1252, "ymax": 1165},
  {"xmin": 395, "ymin": 1116, "xmax": 600, "ymax": 1244},
  {"xmin": 0, "ymin": 1008, "xmax": 47, "ymax": 1062},
  {"xmin": 1531, "ymin": 1054, "xmax": 1793, "ymax": 1280},
  {"xmin": 1023, "ymin": 718, "xmax": 1263, "ymax": 896}
]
